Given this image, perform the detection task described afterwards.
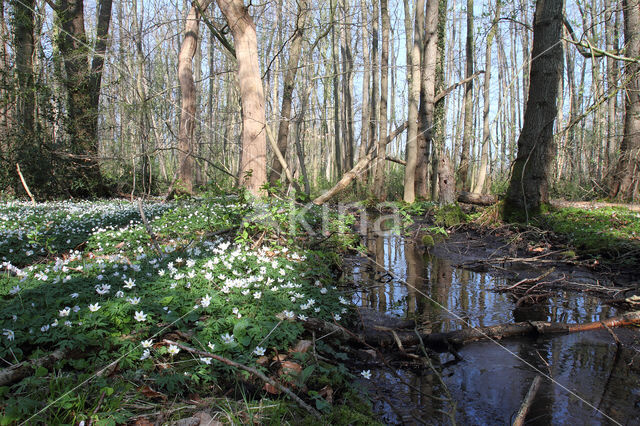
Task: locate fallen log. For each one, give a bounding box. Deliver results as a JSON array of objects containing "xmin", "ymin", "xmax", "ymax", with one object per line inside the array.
[
  {"xmin": 457, "ymin": 191, "xmax": 498, "ymax": 206},
  {"xmin": 0, "ymin": 347, "xmax": 69, "ymax": 386},
  {"xmin": 305, "ymin": 311, "xmax": 640, "ymax": 352}
]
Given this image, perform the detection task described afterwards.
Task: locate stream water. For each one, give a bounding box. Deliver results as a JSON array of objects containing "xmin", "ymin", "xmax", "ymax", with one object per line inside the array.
[{"xmin": 346, "ymin": 230, "xmax": 640, "ymax": 425}]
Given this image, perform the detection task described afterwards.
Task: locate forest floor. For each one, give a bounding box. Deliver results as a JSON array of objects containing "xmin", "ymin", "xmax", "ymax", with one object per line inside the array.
[
  {"xmin": 0, "ymin": 196, "xmax": 381, "ymax": 425},
  {"xmin": 1, "ymin": 195, "xmax": 638, "ymax": 425}
]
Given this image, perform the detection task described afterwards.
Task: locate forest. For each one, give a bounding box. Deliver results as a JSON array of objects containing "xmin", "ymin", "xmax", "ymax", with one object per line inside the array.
[{"xmin": 0, "ymin": 0, "xmax": 639, "ymax": 424}]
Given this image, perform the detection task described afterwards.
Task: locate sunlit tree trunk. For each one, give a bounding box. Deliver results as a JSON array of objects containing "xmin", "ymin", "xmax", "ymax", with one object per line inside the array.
[
  {"xmin": 217, "ymin": 0, "xmax": 267, "ymax": 195},
  {"xmin": 178, "ymin": 0, "xmax": 212, "ymax": 194},
  {"xmin": 402, "ymin": 0, "xmax": 422, "ymax": 202},
  {"xmin": 504, "ymin": 0, "xmax": 563, "ymax": 220}
]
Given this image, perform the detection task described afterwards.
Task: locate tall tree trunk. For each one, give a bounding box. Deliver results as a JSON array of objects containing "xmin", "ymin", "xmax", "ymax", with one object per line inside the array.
[
  {"xmin": 504, "ymin": 0, "xmax": 564, "ymax": 221},
  {"xmin": 609, "ymin": 0, "xmax": 640, "ymax": 201},
  {"xmin": 217, "ymin": 0, "xmax": 267, "ymax": 195},
  {"xmin": 53, "ymin": 0, "xmax": 113, "ymax": 197},
  {"xmin": 268, "ymin": 0, "xmax": 308, "ymax": 185},
  {"xmin": 330, "ymin": 0, "xmax": 342, "ymax": 178},
  {"xmin": 339, "ymin": 0, "xmax": 354, "ymax": 171},
  {"xmin": 431, "ymin": 0, "xmax": 448, "ymax": 200},
  {"xmin": 178, "ymin": 0, "xmax": 212, "ymax": 194},
  {"xmin": 417, "ymin": 0, "xmax": 440, "ymax": 199},
  {"xmin": 373, "ymin": 0, "xmax": 390, "ymax": 199},
  {"xmin": 369, "ymin": 0, "xmax": 380, "ymax": 185},
  {"xmin": 457, "ymin": 0, "xmax": 474, "ymax": 190},
  {"xmin": 402, "ymin": 0, "xmax": 422, "ymax": 203},
  {"xmin": 358, "ymin": 0, "xmax": 370, "ymax": 171},
  {"xmin": 12, "ymin": 0, "xmax": 37, "ymax": 190},
  {"xmin": 472, "ymin": 0, "xmax": 501, "ymax": 194}
]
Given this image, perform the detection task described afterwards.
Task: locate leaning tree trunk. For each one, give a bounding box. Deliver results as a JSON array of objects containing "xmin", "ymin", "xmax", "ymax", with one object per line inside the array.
[
  {"xmin": 609, "ymin": 0, "xmax": 640, "ymax": 202},
  {"xmin": 216, "ymin": 0, "xmax": 267, "ymax": 196},
  {"xmin": 178, "ymin": 0, "xmax": 212, "ymax": 194},
  {"xmin": 268, "ymin": 0, "xmax": 308, "ymax": 185},
  {"xmin": 504, "ymin": 0, "xmax": 563, "ymax": 221}
]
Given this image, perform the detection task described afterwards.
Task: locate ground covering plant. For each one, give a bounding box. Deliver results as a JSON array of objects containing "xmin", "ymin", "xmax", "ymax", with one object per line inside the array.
[
  {"xmin": 539, "ymin": 206, "xmax": 640, "ymax": 264},
  {"xmin": 0, "ymin": 195, "xmax": 375, "ymax": 424}
]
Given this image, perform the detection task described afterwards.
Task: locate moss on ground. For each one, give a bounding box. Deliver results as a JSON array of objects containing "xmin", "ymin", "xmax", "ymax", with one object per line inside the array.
[
  {"xmin": 433, "ymin": 204, "xmax": 468, "ymax": 227},
  {"xmin": 537, "ymin": 206, "xmax": 640, "ymax": 264}
]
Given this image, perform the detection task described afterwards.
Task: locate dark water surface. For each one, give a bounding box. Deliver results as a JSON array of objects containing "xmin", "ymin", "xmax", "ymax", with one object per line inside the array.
[{"xmin": 346, "ymin": 232, "xmax": 640, "ymax": 425}]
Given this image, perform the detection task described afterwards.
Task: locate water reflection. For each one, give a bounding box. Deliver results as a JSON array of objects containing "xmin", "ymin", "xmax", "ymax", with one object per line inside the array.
[{"xmin": 348, "ymin": 232, "xmax": 640, "ymax": 425}]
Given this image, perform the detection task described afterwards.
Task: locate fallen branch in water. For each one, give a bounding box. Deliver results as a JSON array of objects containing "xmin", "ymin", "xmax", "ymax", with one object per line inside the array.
[
  {"xmin": 304, "ymin": 311, "xmax": 640, "ymax": 352},
  {"xmin": 513, "ymin": 375, "xmax": 543, "ymax": 426},
  {"xmin": 162, "ymin": 339, "xmax": 321, "ymax": 420}
]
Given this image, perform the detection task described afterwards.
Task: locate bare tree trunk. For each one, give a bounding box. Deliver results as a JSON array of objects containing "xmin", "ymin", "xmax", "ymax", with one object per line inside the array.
[
  {"xmin": 340, "ymin": 0, "xmax": 355, "ymax": 171},
  {"xmin": 268, "ymin": 0, "xmax": 308, "ymax": 185},
  {"xmin": 402, "ymin": 0, "xmax": 422, "ymax": 203},
  {"xmin": 369, "ymin": 0, "xmax": 380, "ymax": 184},
  {"xmin": 12, "ymin": 0, "xmax": 37, "ymax": 191},
  {"xmin": 358, "ymin": 0, "xmax": 370, "ymax": 171},
  {"xmin": 431, "ymin": 0, "xmax": 448, "ymax": 200},
  {"xmin": 178, "ymin": 0, "xmax": 212, "ymax": 194},
  {"xmin": 609, "ymin": 0, "xmax": 640, "ymax": 202},
  {"xmin": 472, "ymin": 1, "xmax": 501, "ymax": 194},
  {"xmin": 373, "ymin": 0, "xmax": 390, "ymax": 199},
  {"xmin": 457, "ymin": 0, "xmax": 474, "ymax": 190},
  {"xmin": 416, "ymin": 0, "xmax": 440, "ymax": 199},
  {"xmin": 217, "ymin": 0, "xmax": 267, "ymax": 195},
  {"xmin": 504, "ymin": 0, "xmax": 564, "ymax": 221},
  {"xmin": 330, "ymin": 0, "xmax": 342, "ymax": 178}
]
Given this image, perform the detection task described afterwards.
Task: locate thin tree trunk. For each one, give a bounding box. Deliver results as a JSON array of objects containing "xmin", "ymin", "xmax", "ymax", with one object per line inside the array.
[
  {"xmin": 373, "ymin": 0, "xmax": 390, "ymax": 199},
  {"xmin": 268, "ymin": 0, "xmax": 308, "ymax": 185},
  {"xmin": 457, "ymin": 0, "xmax": 474, "ymax": 190},
  {"xmin": 357, "ymin": 0, "xmax": 371, "ymax": 184},
  {"xmin": 472, "ymin": 1, "xmax": 501, "ymax": 194},
  {"xmin": 369, "ymin": 0, "xmax": 380, "ymax": 185}
]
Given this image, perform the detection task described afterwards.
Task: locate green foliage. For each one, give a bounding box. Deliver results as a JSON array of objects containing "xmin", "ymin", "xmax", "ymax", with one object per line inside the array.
[
  {"xmin": 433, "ymin": 204, "xmax": 468, "ymax": 227},
  {"xmin": 0, "ymin": 196, "xmax": 370, "ymax": 423},
  {"xmin": 538, "ymin": 206, "xmax": 640, "ymax": 264}
]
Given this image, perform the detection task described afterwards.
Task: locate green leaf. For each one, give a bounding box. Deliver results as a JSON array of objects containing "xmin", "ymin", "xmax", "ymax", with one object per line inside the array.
[{"xmin": 35, "ymin": 366, "xmax": 48, "ymax": 377}]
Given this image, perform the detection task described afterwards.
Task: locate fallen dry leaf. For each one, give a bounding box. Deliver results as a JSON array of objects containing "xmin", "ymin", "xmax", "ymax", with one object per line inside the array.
[
  {"xmin": 290, "ymin": 340, "xmax": 312, "ymax": 354},
  {"xmin": 138, "ymin": 385, "xmax": 168, "ymax": 401}
]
